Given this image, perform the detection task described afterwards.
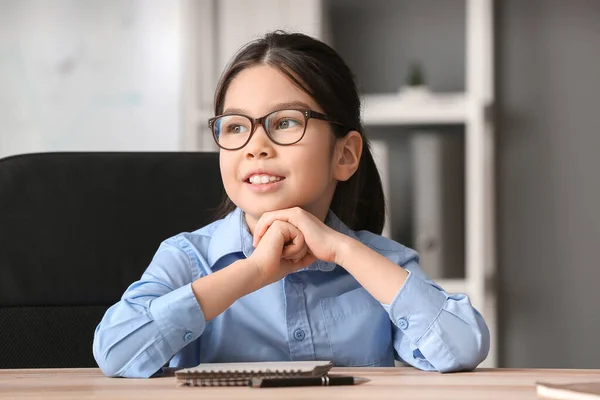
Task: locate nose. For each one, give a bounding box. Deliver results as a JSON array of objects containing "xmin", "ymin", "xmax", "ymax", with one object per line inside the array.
[{"xmin": 244, "ymin": 123, "xmax": 275, "ymax": 159}]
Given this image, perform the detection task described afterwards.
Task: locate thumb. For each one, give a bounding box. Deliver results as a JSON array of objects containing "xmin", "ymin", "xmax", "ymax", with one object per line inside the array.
[{"xmin": 259, "ymin": 220, "xmax": 295, "ymax": 251}]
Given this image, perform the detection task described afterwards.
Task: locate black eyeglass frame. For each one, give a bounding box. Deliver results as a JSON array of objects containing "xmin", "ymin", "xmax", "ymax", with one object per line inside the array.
[{"xmin": 208, "ymin": 108, "xmax": 347, "ymax": 151}]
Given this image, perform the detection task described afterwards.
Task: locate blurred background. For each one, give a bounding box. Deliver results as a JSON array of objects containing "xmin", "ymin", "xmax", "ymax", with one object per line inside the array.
[{"xmin": 1, "ymin": 0, "xmax": 599, "ymax": 369}]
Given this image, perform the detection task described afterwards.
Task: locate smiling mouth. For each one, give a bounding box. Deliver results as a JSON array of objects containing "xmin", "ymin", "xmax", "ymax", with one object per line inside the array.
[{"xmin": 246, "ymin": 174, "xmax": 285, "ymax": 185}]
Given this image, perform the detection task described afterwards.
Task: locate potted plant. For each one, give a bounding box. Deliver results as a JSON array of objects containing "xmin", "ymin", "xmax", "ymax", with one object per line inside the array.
[{"xmin": 399, "ymin": 62, "xmax": 431, "ymax": 100}]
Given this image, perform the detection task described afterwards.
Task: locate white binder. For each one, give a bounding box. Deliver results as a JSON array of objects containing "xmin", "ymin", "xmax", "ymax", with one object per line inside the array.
[{"xmin": 410, "ymin": 131, "xmax": 464, "ymax": 279}]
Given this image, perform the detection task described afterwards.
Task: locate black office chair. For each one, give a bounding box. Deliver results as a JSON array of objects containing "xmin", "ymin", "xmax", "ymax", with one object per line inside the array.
[{"xmin": 0, "ymin": 152, "xmax": 224, "ymax": 368}]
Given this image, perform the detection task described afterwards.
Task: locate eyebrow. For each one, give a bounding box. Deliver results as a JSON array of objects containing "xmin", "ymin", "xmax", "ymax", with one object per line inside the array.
[{"xmin": 223, "ymin": 101, "xmax": 313, "ymax": 116}]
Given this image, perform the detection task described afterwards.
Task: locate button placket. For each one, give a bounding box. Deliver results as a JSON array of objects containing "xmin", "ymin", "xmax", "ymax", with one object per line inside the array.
[{"xmin": 284, "ymin": 276, "xmax": 315, "ymax": 359}]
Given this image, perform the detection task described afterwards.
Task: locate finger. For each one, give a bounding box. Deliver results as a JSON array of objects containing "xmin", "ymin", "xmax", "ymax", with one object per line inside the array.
[
  {"xmin": 254, "ymin": 212, "xmax": 285, "ymax": 247},
  {"xmin": 253, "ymin": 215, "xmax": 270, "ymax": 247},
  {"xmin": 254, "ymin": 209, "xmax": 302, "ymax": 246},
  {"xmin": 262, "ymin": 220, "xmax": 301, "ymax": 252},
  {"xmin": 281, "ymin": 239, "xmax": 306, "ymax": 258},
  {"xmin": 253, "ymin": 211, "xmax": 287, "ymax": 247},
  {"xmin": 279, "ymin": 223, "xmax": 304, "ymax": 256},
  {"xmin": 282, "ymin": 238, "xmax": 308, "ymax": 261},
  {"xmin": 257, "ymin": 220, "xmax": 284, "ymax": 251}
]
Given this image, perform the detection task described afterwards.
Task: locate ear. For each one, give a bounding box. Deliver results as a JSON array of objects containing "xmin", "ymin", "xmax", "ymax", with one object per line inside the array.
[{"xmin": 333, "ymin": 131, "xmax": 363, "ymax": 182}]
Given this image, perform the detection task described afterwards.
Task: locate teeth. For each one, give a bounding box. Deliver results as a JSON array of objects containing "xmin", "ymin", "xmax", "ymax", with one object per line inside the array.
[{"xmin": 249, "ymin": 174, "xmax": 282, "ymax": 184}]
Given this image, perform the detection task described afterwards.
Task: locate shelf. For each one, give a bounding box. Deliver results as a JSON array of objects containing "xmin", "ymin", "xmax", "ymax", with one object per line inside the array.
[
  {"xmin": 197, "ymin": 93, "xmax": 467, "ymax": 128},
  {"xmin": 361, "ymin": 92, "xmax": 467, "ymax": 126}
]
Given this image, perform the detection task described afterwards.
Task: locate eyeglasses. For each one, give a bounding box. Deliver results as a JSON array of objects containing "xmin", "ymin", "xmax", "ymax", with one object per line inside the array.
[{"xmin": 208, "ymin": 108, "xmax": 345, "ymax": 151}]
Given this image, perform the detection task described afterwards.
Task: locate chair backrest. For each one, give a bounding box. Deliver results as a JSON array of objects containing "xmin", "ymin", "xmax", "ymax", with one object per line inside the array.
[{"xmin": 0, "ymin": 152, "xmax": 224, "ymax": 368}]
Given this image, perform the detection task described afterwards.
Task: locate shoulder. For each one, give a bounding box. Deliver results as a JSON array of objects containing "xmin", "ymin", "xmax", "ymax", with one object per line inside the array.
[
  {"xmin": 326, "ymin": 209, "xmax": 420, "ymax": 267},
  {"xmin": 353, "ymin": 230, "xmax": 419, "ymax": 265},
  {"xmin": 163, "ymin": 217, "xmax": 226, "ymax": 253},
  {"xmin": 147, "ymin": 216, "xmax": 232, "ymax": 280}
]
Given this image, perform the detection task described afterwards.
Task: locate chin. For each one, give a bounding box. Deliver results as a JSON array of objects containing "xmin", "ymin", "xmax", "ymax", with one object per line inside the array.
[{"xmin": 240, "ymin": 203, "xmax": 299, "ymax": 218}]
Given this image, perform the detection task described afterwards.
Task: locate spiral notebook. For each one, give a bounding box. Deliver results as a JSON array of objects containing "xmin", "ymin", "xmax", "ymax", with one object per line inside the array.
[{"xmin": 175, "ymin": 360, "xmax": 334, "ymax": 387}]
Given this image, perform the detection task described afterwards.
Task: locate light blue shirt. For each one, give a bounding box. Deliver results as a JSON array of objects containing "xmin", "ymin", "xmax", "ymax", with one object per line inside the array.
[{"xmin": 93, "ymin": 208, "xmax": 489, "ymax": 378}]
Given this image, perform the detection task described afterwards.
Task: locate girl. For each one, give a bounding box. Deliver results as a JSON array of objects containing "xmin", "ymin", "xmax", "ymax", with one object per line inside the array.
[{"xmin": 93, "ymin": 31, "xmax": 489, "ymax": 378}]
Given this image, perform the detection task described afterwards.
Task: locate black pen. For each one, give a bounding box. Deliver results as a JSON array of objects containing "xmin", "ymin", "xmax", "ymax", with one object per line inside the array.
[{"xmin": 250, "ymin": 375, "xmax": 370, "ymax": 388}]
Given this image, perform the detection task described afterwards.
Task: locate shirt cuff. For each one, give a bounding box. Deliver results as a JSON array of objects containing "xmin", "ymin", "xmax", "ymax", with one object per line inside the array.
[
  {"xmin": 149, "ymin": 283, "xmax": 206, "ymax": 353},
  {"xmin": 386, "ymin": 271, "xmax": 448, "ymax": 343}
]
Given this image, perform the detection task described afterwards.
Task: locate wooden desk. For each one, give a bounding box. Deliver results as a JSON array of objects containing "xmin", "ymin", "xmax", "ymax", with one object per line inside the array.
[{"xmin": 2, "ymin": 367, "xmax": 600, "ymax": 399}]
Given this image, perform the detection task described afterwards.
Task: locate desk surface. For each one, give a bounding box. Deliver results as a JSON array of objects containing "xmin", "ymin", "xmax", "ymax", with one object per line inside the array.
[{"xmin": 2, "ymin": 367, "xmax": 600, "ymax": 399}]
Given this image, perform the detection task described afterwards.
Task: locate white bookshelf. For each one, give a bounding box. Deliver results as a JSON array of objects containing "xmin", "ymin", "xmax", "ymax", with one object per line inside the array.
[
  {"xmin": 362, "ymin": 93, "xmax": 467, "ymax": 125},
  {"xmin": 360, "ymin": 0, "xmax": 497, "ymax": 368}
]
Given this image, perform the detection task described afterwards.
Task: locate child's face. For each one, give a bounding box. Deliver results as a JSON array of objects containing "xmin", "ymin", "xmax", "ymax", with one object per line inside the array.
[{"xmin": 219, "ymin": 65, "xmax": 339, "ymax": 230}]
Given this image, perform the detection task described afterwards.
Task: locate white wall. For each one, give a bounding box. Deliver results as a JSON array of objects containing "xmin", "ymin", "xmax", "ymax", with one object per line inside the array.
[
  {"xmin": 216, "ymin": 0, "xmax": 324, "ymax": 75},
  {"xmin": 0, "ymin": 0, "xmax": 185, "ymax": 158}
]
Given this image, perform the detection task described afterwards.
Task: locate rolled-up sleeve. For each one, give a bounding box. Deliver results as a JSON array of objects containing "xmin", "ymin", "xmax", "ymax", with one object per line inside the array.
[
  {"xmin": 382, "ymin": 262, "xmax": 490, "ymax": 372},
  {"xmin": 93, "ymin": 238, "xmax": 206, "ymax": 378}
]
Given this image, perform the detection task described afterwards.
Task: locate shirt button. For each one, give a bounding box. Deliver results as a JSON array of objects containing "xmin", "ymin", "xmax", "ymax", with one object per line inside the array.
[
  {"xmin": 287, "ymin": 274, "xmax": 299, "ymax": 283},
  {"xmin": 184, "ymin": 331, "xmax": 194, "ymax": 342},
  {"xmin": 398, "ymin": 318, "xmax": 409, "ymax": 330},
  {"xmin": 293, "ymin": 328, "xmax": 305, "ymax": 341}
]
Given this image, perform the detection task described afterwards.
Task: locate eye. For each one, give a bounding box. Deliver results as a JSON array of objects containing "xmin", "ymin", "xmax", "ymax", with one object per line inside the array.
[
  {"xmin": 226, "ymin": 124, "xmax": 249, "ymax": 135},
  {"xmin": 276, "ymin": 118, "xmax": 301, "ymax": 130}
]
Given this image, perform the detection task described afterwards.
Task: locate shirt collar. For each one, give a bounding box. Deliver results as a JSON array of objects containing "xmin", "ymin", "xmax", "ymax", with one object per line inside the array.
[
  {"xmin": 207, "ymin": 207, "xmax": 251, "ymax": 266},
  {"xmin": 207, "ymin": 207, "xmax": 355, "ymax": 272}
]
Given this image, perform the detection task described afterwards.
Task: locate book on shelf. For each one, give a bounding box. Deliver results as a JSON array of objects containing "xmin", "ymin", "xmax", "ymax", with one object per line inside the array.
[{"xmin": 411, "ymin": 131, "xmax": 464, "ymax": 280}]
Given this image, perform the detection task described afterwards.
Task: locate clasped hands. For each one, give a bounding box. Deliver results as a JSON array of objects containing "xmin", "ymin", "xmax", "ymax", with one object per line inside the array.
[{"xmin": 248, "ymin": 207, "xmax": 347, "ymax": 285}]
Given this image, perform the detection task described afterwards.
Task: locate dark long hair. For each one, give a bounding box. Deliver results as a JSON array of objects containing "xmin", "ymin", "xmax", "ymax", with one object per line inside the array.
[{"xmin": 212, "ymin": 31, "xmax": 385, "ymax": 234}]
